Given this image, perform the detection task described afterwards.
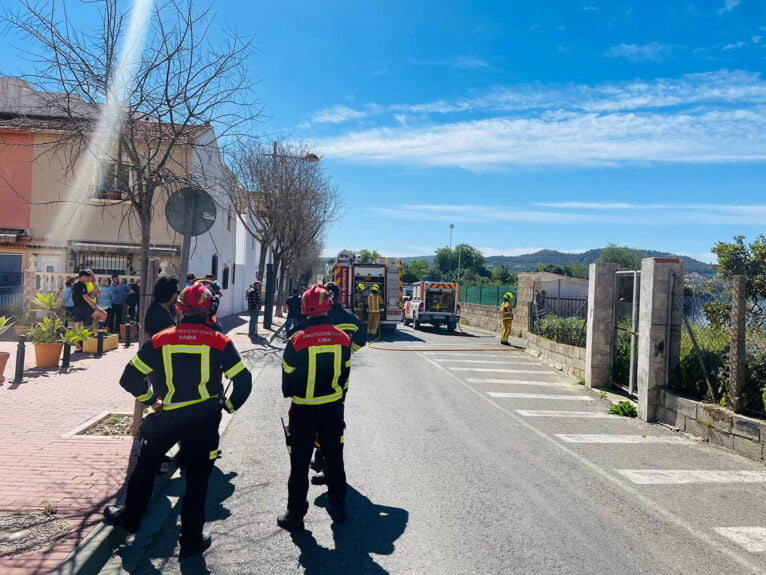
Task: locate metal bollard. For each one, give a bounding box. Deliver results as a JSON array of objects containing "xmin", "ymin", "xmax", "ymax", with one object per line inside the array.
[
  {"xmin": 124, "ymin": 323, "xmax": 131, "ymax": 347},
  {"xmin": 95, "ymin": 330, "xmax": 104, "ymax": 357},
  {"xmin": 12, "ymin": 336, "xmax": 26, "ymax": 384},
  {"xmin": 61, "ymin": 343, "xmax": 71, "ymax": 370}
]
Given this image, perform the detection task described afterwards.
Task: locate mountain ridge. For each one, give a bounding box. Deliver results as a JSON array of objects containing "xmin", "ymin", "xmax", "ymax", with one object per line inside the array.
[{"xmin": 400, "ymin": 248, "xmax": 714, "ymax": 275}]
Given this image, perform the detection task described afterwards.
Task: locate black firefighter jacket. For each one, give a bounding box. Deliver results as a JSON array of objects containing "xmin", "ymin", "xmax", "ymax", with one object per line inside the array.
[
  {"xmin": 119, "ymin": 316, "xmax": 252, "ymax": 414},
  {"xmin": 282, "ymin": 315, "xmax": 351, "ymax": 405}
]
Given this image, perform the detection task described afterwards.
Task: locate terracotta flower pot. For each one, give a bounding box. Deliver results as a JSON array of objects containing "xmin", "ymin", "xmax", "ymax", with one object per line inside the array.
[
  {"xmin": 0, "ymin": 351, "xmax": 9, "ymax": 383},
  {"xmin": 33, "ymin": 342, "xmax": 64, "ymax": 369}
]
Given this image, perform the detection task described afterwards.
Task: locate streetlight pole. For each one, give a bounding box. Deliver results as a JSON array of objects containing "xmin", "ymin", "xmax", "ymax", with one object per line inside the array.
[{"xmin": 449, "ymin": 223, "xmax": 454, "ymax": 276}]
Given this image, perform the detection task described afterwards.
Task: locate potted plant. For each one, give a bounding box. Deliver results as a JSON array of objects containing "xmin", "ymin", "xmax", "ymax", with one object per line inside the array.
[
  {"xmin": 27, "ymin": 292, "xmax": 66, "ymax": 368},
  {"xmin": 0, "ymin": 316, "xmax": 15, "ymax": 382}
]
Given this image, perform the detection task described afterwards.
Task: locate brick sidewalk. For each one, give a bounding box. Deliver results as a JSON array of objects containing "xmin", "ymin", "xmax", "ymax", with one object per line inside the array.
[{"xmin": 0, "ymin": 310, "xmax": 283, "ymax": 575}]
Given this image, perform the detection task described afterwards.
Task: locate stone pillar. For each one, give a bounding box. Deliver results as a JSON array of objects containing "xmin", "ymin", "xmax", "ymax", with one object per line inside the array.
[
  {"xmin": 585, "ymin": 263, "xmax": 617, "ymax": 389},
  {"xmin": 729, "ymin": 275, "xmax": 747, "ymax": 413},
  {"xmin": 636, "ymin": 257, "xmax": 684, "ymax": 421}
]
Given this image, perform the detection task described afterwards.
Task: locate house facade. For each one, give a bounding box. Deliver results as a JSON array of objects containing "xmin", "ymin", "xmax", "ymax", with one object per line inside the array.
[{"xmin": 0, "ymin": 77, "xmax": 261, "ymax": 319}]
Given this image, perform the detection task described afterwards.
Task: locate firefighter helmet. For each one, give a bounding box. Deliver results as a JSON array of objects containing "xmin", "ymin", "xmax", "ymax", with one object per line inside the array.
[
  {"xmin": 371, "ymin": 285, "xmax": 380, "ymax": 292},
  {"xmin": 503, "ymin": 292, "xmax": 514, "ymax": 300},
  {"xmin": 357, "ymin": 283, "xmax": 366, "ymax": 291},
  {"xmin": 176, "ymin": 283, "xmax": 214, "ymax": 315},
  {"xmin": 301, "ymin": 284, "xmax": 333, "ymax": 317}
]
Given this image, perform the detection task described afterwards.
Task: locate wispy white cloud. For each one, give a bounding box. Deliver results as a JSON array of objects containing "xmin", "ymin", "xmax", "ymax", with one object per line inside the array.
[
  {"xmin": 311, "ymin": 105, "xmax": 369, "ymax": 124},
  {"xmin": 412, "ymin": 56, "xmax": 497, "ymax": 71},
  {"xmin": 719, "ymin": 0, "xmax": 741, "ymax": 16},
  {"xmin": 604, "ymin": 42, "xmax": 672, "ymax": 62},
  {"xmin": 310, "ymin": 70, "xmax": 766, "ymax": 170},
  {"xmin": 367, "ymin": 203, "xmax": 766, "ymax": 227}
]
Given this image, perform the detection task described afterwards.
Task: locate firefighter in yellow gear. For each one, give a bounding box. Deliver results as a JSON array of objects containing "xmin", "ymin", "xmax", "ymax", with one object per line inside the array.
[
  {"xmin": 367, "ymin": 284, "xmax": 383, "ymax": 337},
  {"xmin": 500, "ymin": 291, "xmax": 514, "ymax": 346},
  {"xmin": 353, "ymin": 283, "xmax": 366, "ymax": 322}
]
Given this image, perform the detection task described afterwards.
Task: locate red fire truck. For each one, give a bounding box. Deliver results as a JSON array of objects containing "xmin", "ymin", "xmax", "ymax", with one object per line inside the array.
[{"xmin": 330, "ymin": 251, "xmax": 403, "ymax": 333}]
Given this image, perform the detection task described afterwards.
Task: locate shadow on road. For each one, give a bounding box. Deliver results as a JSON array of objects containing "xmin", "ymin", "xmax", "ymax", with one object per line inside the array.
[{"xmin": 288, "ymin": 485, "xmax": 408, "ymax": 574}]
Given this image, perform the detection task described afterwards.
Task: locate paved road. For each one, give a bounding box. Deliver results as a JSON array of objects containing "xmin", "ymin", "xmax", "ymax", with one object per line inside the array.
[{"xmin": 100, "ymin": 324, "xmax": 766, "ymax": 574}]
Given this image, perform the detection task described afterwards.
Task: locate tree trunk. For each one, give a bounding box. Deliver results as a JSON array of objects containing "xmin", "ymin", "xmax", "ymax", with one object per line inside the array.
[{"xmin": 257, "ymin": 238, "xmax": 269, "ymax": 283}]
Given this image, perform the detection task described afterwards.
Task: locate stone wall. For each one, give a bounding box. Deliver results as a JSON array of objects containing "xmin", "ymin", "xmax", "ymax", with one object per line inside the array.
[
  {"xmin": 526, "ymin": 333, "xmax": 586, "ymax": 379},
  {"xmin": 459, "ymin": 302, "xmax": 502, "ymax": 333},
  {"xmin": 658, "ymin": 389, "xmax": 766, "ymax": 462}
]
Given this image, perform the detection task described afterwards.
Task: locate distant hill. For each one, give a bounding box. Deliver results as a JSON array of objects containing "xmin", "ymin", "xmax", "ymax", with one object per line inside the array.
[{"xmin": 400, "ymin": 248, "xmax": 714, "ymax": 275}]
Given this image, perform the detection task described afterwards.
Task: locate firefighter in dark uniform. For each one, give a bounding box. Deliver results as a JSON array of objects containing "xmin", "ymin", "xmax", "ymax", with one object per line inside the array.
[
  {"xmin": 309, "ymin": 281, "xmax": 367, "ymax": 485},
  {"xmin": 278, "ymin": 284, "xmax": 352, "ymax": 532},
  {"xmin": 103, "ymin": 283, "xmax": 252, "ymax": 557}
]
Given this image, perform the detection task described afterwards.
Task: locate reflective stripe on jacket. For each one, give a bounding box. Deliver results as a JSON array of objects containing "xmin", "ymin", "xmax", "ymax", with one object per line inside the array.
[
  {"xmin": 282, "ymin": 316, "xmax": 351, "ymax": 405},
  {"xmin": 119, "ymin": 317, "xmax": 252, "ymax": 413},
  {"xmin": 367, "ymin": 293, "xmax": 383, "ymax": 313}
]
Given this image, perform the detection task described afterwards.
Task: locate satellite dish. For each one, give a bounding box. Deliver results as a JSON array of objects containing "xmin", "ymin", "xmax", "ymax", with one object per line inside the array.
[{"xmin": 165, "ymin": 187, "xmax": 216, "ymax": 236}]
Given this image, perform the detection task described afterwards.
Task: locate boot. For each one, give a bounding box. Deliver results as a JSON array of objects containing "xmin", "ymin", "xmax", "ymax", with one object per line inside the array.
[
  {"xmin": 310, "ymin": 472, "xmax": 327, "ymax": 485},
  {"xmin": 277, "ymin": 509, "xmax": 305, "ymax": 532},
  {"xmin": 103, "ymin": 505, "xmax": 139, "ymax": 534},
  {"xmin": 179, "ymin": 531, "xmax": 212, "ymax": 558}
]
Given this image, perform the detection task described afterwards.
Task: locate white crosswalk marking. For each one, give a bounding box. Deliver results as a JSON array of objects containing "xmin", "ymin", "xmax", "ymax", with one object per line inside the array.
[
  {"xmin": 435, "ymin": 359, "xmax": 531, "ymax": 364},
  {"xmin": 616, "ymin": 470, "xmax": 766, "ymax": 485},
  {"xmin": 467, "ymin": 378, "xmax": 574, "ymax": 386},
  {"xmin": 715, "ymin": 527, "xmax": 766, "ymax": 552},
  {"xmin": 450, "ymin": 368, "xmax": 549, "ymax": 373},
  {"xmin": 516, "ymin": 410, "xmax": 617, "ymax": 418},
  {"xmin": 556, "ymin": 434, "xmax": 694, "ymax": 444},
  {"xmin": 422, "ymin": 353, "xmax": 522, "ymax": 359},
  {"xmin": 488, "ymin": 392, "xmax": 592, "ymax": 400}
]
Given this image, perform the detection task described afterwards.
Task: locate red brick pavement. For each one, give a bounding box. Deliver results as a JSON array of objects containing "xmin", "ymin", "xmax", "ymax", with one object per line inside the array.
[{"xmin": 0, "ymin": 311, "xmax": 282, "ymax": 575}]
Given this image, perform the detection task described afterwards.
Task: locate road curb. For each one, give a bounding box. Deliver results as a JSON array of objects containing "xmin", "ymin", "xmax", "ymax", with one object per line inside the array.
[{"xmin": 54, "ymin": 325, "xmax": 283, "ymax": 575}]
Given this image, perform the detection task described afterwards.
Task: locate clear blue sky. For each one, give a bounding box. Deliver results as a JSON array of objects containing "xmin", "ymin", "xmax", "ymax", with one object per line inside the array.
[{"xmin": 1, "ymin": 1, "xmax": 765, "ymax": 264}]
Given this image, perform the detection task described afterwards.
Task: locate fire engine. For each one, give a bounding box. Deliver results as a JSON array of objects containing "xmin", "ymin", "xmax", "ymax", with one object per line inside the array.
[
  {"xmin": 403, "ymin": 281, "xmax": 461, "ymax": 332},
  {"xmin": 330, "ymin": 250, "xmax": 403, "ymax": 332}
]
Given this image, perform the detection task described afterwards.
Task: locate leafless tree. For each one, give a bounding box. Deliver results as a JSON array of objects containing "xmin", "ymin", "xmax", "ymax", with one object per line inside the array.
[
  {"xmin": 228, "ymin": 140, "xmax": 342, "ymax": 309},
  {"xmin": 4, "ymin": 0, "xmax": 260, "ymax": 299}
]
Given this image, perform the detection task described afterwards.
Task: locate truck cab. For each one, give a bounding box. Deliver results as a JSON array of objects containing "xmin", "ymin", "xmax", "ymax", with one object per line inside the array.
[{"xmin": 403, "ymin": 281, "xmax": 461, "ymax": 332}]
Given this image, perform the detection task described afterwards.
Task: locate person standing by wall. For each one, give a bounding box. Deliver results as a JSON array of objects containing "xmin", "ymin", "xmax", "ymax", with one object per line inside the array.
[
  {"xmin": 96, "ymin": 277, "xmax": 113, "ymax": 330},
  {"xmin": 278, "ymin": 285, "xmax": 351, "ymax": 532},
  {"xmin": 245, "ymin": 281, "xmax": 262, "ymax": 338},
  {"xmin": 500, "ymin": 291, "xmax": 514, "ymax": 346},
  {"xmin": 109, "ymin": 274, "xmax": 127, "ymax": 331},
  {"xmin": 71, "ymin": 270, "xmax": 103, "ymax": 330},
  {"xmin": 103, "ymin": 283, "xmax": 252, "ymax": 557},
  {"xmin": 62, "ymin": 277, "xmax": 75, "ymax": 327}
]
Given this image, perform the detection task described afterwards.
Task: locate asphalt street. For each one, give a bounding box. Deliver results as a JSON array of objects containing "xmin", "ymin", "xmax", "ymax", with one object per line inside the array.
[{"xmin": 99, "ymin": 324, "xmax": 766, "ymax": 574}]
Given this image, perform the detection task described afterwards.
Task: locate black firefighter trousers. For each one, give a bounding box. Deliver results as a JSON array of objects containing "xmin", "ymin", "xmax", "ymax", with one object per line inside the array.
[
  {"xmin": 121, "ymin": 401, "xmax": 221, "ymax": 547},
  {"xmin": 288, "ymin": 401, "xmax": 347, "ymax": 515}
]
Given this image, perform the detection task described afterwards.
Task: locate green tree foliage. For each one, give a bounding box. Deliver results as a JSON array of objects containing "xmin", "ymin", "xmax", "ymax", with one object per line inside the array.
[
  {"xmin": 711, "ymin": 235, "xmax": 766, "ymax": 324},
  {"xmin": 435, "ymin": 244, "xmax": 486, "ymax": 281},
  {"xmin": 490, "ymin": 265, "xmax": 517, "ymax": 285},
  {"xmin": 401, "ymin": 260, "xmax": 433, "ymax": 283},
  {"xmin": 359, "ymin": 249, "xmax": 381, "ymax": 264},
  {"xmin": 534, "ymin": 262, "xmax": 588, "ymax": 278},
  {"xmin": 596, "ymin": 243, "xmax": 645, "ymax": 270}
]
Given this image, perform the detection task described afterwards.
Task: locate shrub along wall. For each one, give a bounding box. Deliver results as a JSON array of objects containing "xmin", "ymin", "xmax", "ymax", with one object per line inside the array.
[{"xmin": 461, "ymin": 302, "xmax": 585, "ymax": 378}]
